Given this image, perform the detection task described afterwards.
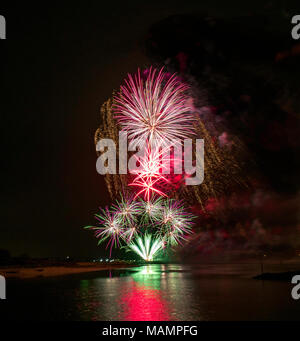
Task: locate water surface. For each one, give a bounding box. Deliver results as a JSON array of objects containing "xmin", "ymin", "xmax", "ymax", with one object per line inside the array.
[{"xmin": 3, "ymin": 264, "xmax": 300, "ymax": 320}]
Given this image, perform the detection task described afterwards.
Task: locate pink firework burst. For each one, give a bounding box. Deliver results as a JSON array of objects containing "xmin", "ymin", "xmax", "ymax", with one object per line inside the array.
[
  {"xmin": 159, "ymin": 199, "xmax": 195, "ymax": 246},
  {"xmin": 129, "ymin": 143, "xmax": 169, "ymax": 201},
  {"xmin": 90, "ymin": 207, "xmax": 124, "ymax": 256},
  {"xmin": 113, "ymin": 67, "xmax": 195, "ymax": 148}
]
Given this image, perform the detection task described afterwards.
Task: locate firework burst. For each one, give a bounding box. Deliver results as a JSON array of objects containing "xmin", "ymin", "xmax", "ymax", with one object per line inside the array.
[
  {"xmin": 85, "ymin": 197, "xmax": 196, "ymax": 261},
  {"xmin": 128, "ymin": 234, "xmax": 163, "ymax": 262},
  {"xmin": 113, "ymin": 67, "xmax": 195, "ymax": 148},
  {"xmin": 111, "ymin": 193, "xmax": 140, "ymax": 224},
  {"xmin": 158, "ymin": 199, "xmax": 195, "ymax": 246},
  {"xmin": 129, "ymin": 144, "xmax": 171, "ymax": 200},
  {"xmin": 139, "ymin": 196, "xmax": 164, "ymax": 223},
  {"xmin": 85, "ymin": 207, "xmax": 124, "ymax": 256},
  {"xmin": 121, "ymin": 223, "xmax": 139, "ymax": 243}
]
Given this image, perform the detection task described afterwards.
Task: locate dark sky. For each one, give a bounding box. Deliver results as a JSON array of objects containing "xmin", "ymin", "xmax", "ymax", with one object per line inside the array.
[{"xmin": 1, "ymin": 1, "xmax": 299, "ymax": 258}]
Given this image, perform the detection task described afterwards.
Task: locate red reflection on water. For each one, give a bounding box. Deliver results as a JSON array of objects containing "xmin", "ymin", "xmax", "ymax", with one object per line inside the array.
[{"xmin": 118, "ymin": 282, "xmax": 171, "ymax": 321}]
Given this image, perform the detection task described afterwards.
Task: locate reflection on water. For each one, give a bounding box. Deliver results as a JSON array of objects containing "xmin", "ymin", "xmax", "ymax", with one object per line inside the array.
[
  {"xmin": 76, "ymin": 265, "xmax": 193, "ymax": 321},
  {"xmin": 116, "ymin": 265, "xmax": 195, "ymax": 321},
  {"xmin": 118, "ymin": 266, "xmax": 171, "ymax": 321},
  {"xmin": 4, "ymin": 264, "xmax": 300, "ymax": 320}
]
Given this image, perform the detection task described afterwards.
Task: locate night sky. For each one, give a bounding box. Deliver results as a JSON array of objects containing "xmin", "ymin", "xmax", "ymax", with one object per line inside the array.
[{"xmin": 1, "ymin": 1, "xmax": 299, "ymax": 259}]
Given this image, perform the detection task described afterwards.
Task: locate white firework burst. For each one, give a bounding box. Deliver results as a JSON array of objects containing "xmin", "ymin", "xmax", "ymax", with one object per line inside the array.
[{"xmin": 113, "ymin": 67, "xmax": 195, "ymax": 148}]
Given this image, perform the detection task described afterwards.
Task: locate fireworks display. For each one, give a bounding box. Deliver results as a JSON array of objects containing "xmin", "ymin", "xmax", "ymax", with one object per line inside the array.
[
  {"xmin": 87, "ymin": 67, "xmax": 201, "ymax": 261},
  {"xmin": 85, "ymin": 196, "xmax": 195, "ymax": 260},
  {"xmin": 95, "ymin": 99, "xmax": 244, "ymax": 208}
]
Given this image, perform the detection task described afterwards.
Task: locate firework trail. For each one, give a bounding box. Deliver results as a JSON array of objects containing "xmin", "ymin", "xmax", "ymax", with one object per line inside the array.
[
  {"xmin": 95, "ymin": 99, "xmax": 245, "ymax": 207},
  {"xmin": 95, "ymin": 99, "xmax": 128, "ymax": 198},
  {"xmin": 89, "ymin": 67, "xmax": 198, "ymax": 260}
]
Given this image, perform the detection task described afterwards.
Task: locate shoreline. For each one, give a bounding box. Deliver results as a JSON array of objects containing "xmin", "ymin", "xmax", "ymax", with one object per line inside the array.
[
  {"xmin": 1, "ymin": 261, "xmax": 299, "ymax": 280},
  {"xmin": 0, "ymin": 262, "xmax": 137, "ymax": 279}
]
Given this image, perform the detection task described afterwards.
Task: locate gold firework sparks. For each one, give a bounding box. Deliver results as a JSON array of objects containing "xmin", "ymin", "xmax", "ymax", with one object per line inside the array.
[{"xmin": 95, "ymin": 98, "xmax": 248, "ymax": 209}]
